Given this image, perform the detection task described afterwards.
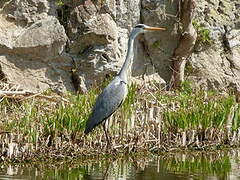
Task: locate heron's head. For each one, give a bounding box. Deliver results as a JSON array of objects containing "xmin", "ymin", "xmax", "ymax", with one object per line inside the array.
[{"xmin": 131, "ymin": 24, "xmax": 165, "ymax": 37}]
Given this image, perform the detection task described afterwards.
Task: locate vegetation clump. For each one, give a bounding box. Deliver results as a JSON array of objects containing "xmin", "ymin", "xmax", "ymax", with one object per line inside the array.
[
  {"xmin": 192, "ymin": 20, "xmax": 213, "ymax": 49},
  {"xmin": 0, "ymin": 81, "xmax": 239, "ymax": 162}
]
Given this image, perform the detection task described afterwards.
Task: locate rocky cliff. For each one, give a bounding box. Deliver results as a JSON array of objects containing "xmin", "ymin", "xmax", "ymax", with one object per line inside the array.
[{"xmin": 0, "ymin": 0, "xmax": 239, "ymax": 92}]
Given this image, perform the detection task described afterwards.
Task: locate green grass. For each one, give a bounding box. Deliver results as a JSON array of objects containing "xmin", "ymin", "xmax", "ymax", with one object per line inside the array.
[
  {"xmin": 43, "ymin": 89, "xmax": 97, "ymax": 139},
  {"xmin": 160, "ymin": 92, "xmax": 236, "ymax": 130},
  {"xmin": 0, "ymin": 81, "xmax": 138, "ymax": 144},
  {"xmin": 1, "ymin": 90, "xmax": 95, "ymax": 144},
  {"xmin": 55, "ymin": 0, "xmax": 65, "ymax": 6},
  {"xmin": 1, "ymin": 82, "xmax": 240, "ymax": 153}
]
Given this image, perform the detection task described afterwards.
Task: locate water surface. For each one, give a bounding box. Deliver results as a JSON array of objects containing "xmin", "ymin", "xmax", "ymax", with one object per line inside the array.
[{"xmin": 0, "ymin": 149, "xmax": 240, "ymax": 179}]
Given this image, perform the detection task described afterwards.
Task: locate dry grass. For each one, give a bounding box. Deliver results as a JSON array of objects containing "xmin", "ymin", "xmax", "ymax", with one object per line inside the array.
[{"xmin": 0, "ymin": 81, "xmax": 240, "ymax": 162}]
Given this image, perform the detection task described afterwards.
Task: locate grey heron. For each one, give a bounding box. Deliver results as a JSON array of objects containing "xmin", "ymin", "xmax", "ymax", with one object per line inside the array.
[{"xmin": 84, "ymin": 24, "xmax": 165, "ymax": 145}]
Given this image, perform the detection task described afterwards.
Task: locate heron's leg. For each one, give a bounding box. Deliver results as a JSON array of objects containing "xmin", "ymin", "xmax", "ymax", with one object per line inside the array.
[{"xmin": 102, "ymin": 122, "xmax": 111, "ymax": 147}]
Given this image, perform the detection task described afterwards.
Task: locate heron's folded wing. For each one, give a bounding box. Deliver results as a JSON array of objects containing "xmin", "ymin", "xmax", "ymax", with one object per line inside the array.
[{"xmin": 85, "ymin": 79, "xmax": 127, "ymax": 133}]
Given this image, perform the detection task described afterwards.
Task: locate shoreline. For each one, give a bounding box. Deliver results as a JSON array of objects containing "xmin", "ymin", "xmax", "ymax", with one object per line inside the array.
[{"xmin": 0, "ymin": 83, "xmax": 240, "ymax": 162}]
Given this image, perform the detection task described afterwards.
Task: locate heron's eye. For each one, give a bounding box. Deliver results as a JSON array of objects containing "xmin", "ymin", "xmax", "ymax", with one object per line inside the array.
[{"xmin": 134, "ymin": 24, "xmax": 144, "ymax": 29}]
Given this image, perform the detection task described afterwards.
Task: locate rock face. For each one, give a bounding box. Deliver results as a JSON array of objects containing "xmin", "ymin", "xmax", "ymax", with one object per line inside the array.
[
  {"xmin": 65, "ymin": 0, "xmax": 119, "ymax": 88},
  {"xmin": 0, "ymin": 0, "xmax": 239, "ymax": 92},
  {"xmin": 188, "ymin": 0, "xmax": 240, "ymax": 90},
  {"xmin": 0, "ymin": 0, "xmax": 72, "ymax": 92},
  {"xmin": 65, "ymin": 0, "xmax": 144, "ymax": 89},
  {"xmin": 141, "ymin": 0, "xmax": 179, "ymax": 82}
]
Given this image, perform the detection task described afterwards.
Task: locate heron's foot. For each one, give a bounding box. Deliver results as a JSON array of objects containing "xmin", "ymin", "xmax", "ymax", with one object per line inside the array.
[
  {"xmin": 105, "ymin": 146, "xmax": 117, "ymax": 154},
  {"xmin": 104, "ymin": 142, "xmax": 117, "ymax": 154},
  {"xmin": 110, "ymin": 146, "xmax": 117, "ymax": 154}
]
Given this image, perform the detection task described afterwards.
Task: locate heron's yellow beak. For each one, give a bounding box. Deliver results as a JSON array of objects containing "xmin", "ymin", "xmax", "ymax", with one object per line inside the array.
[{"xmin": 145, "ymin": 27, "xmax": 166, "ymax": 31}]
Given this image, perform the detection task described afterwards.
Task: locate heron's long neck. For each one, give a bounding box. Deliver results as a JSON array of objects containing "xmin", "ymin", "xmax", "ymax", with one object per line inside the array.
[{"xmin": 118, "ymin": 34, "xmax": 136, "ymax": 83}]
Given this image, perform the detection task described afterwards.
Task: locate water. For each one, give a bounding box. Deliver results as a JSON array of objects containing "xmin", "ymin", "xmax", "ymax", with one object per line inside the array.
[{"xmin": 1, "ymin": 149, "xmax": 240, "ymax": 180}]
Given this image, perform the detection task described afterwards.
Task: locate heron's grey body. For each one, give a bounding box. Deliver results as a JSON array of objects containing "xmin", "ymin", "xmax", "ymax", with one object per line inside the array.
[
  {"xmin": 84, "ymin": 24, "xmax": 165, "ymax": 136},
  {"xmin": 84, "ymin": 27, "xmax": 136, "ymax": 134},
  {"xmin": 84, "ymin": 76, "xmax": 128, "ymax": 134}
]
